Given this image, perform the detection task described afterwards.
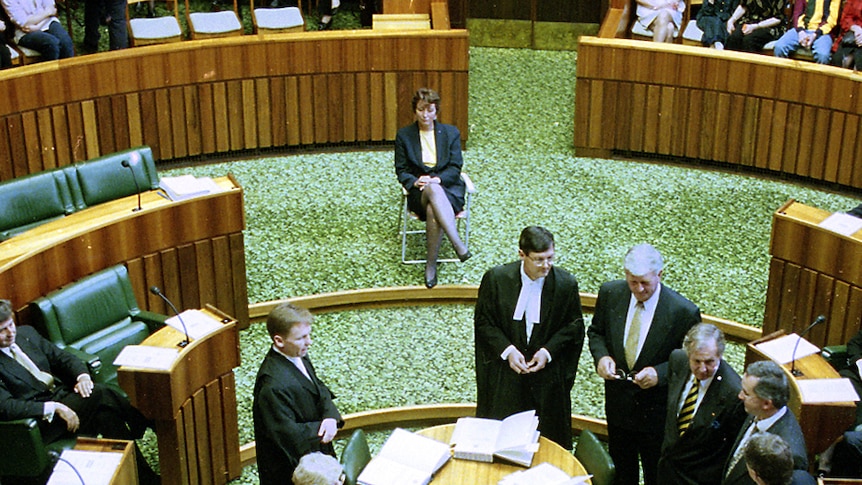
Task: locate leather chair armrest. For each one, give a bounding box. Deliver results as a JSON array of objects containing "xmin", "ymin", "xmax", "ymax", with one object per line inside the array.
[
  {"xmin": 63, "ymin": 346, "xmax": 102, "ymax": 377},
  {"xmin": 822, "ymin": 345, "xmax": 849, "ymax": 371},
  {"xmin": 0, "ymin": 418, "xmax": 51, "ymax": 476},
  {"xmin": 133, "ymin": 310, "xmax": 168, "ymax": 333}
]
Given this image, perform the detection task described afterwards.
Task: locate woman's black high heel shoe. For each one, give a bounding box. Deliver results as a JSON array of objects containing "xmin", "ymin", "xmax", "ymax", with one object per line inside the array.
[
  {"xmin": 425, "ymin": 263, "xmax": 437, "ymax": 289},
  {"xmin": 458, "ymin": 250, "xmax": 472, "ymax": 263}
]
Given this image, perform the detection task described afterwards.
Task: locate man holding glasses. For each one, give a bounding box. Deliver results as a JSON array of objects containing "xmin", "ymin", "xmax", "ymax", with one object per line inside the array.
[{"xmin": 473, "ymin": 226, "xmax": 585, "ymax": 450}]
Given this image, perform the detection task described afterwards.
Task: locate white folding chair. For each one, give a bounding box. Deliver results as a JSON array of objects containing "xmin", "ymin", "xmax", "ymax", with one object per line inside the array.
[{"xmin": 400, "ymin": 172, "xmax": 475, "ymax": 265}]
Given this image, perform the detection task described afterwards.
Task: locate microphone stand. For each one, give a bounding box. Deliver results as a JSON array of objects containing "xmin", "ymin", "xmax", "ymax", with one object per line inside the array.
[
  {"xmin": 790, "ymin": 315, "xmax": 826, "ymax": 377},
  {"xmin": 150, "ymin": 286, "xmax": 190, "ymax": 348},
  {"xmin": 121, "ymin": 160, "xmax": 143, "ymax": 212}
]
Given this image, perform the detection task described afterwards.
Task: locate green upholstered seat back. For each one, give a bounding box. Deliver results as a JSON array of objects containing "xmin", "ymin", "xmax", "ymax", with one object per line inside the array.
[
  {"xmin": 74, "ymin": 146, "xmax": 159, "ymax": 207},
  {"xmin": 340, "ymin": 429, "xmax": 371, "ymax": 485},
  {"xmin": 0, "ymin": 418, "xmax": 76, "ymax": 478},
  {"xmin": 574, "ymin": 429, "xmax": 615, "ymax": 485},
  {"xmin": 0, "ymin": 170, "xmax": 76, "ymax": 239}
]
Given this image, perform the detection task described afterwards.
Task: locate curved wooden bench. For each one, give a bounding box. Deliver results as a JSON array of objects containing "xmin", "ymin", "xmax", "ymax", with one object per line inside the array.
[{"xmin": 0, "ymin": 29, "xmax": 469, "ymax": 180}]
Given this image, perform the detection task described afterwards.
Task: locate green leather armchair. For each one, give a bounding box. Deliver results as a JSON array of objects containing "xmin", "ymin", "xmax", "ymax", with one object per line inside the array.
[
  {"xmin": 0, "ymin": 418, "xmax": 76, "ymax": 482},
  {"xmin": 29, "ymin": 264, "xmax": 167, "ymax": 386}
]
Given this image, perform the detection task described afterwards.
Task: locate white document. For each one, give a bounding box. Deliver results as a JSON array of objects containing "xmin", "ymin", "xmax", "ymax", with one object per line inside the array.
[
  {"xmin": 796, "ymin": 378, "xmax": 860, "ymax": 403},
  {"xmin": 47, "ymin": 449, "xmax": 124, "ymax": 485},
  {"xmin": 754, "ymin": 333, "xmax": 820, "ymax": 364},
  {"xmin": 112, "ymin": 345, "xmax": 179, "ymax": 370},
  {"xmin": 159, "ymin": 175, "xmax": 222, "ymax": 201},
  {"xmin": 357, "ymin": 428, "xmax": 451, "ymax": 485},
  {"xmin": 450, "ymin": 410, "xmax": 540, "ymax": 467},
  {"xmin": 499, "ymin": 462, "xmax": 592, "ymax": 485},
  {"xmin": 818, "ymin": 212, "xmax": 862, "ymax": 237},
  {"xmin": 165, "ymin": 309, "xmax": 223, "ymax": 340}
]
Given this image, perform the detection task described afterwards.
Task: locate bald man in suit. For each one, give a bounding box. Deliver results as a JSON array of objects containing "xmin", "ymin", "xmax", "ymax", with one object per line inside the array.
[
  {"xmin": 658, "ymin": 324, "xmax": 747, "ymax": 485},
  {"xmin": 588, "ymin": 244, "xmax": 701, "ymax": 485}
]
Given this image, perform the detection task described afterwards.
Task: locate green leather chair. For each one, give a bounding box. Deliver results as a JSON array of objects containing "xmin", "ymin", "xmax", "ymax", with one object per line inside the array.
[
  {"xmin": 29, "ymin": 264, "xmax": 167, "ymax": 386},
  {"xmin": 575, "ymin": 429, "xmax": 615, "ymax": 485},
  {"xmin": 340, "ymin": 429, "xmax": 371, "ymax": 485},
  {"xmin": 0, "ymin": 418, "xmax": 76, "ymax": 483}
]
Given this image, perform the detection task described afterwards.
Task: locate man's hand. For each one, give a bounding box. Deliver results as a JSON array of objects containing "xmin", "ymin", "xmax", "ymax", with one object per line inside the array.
[
  {"xmin": 632, "ymin": 366, "xmax": 658, "ymax": 389},
  {"xmin": 506, "ymin": 349, "xmax": 530, "ymax": 374},
  {"xmin": 55, "ymin": 403, "xmax": 80, "ymax": 432},
  {"xmin": 74, "ymin": 375, "xmax": 94, "ymax": 398},
  {"xmin": 596, "ymin": 356, "xmax": 617, "ymax": 380},
  {"xmin": 525, "ymin": 350, "xmax": 549, "ymax": 373},
  {"xmin": 318, "ymin": 418, "xmax": 338, "ymax": 444}
]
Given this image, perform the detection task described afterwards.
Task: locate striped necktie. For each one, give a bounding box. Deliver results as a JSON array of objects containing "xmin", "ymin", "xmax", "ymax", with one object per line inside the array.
[{"xmin": 677, "ymin": 375, "xmax": 699, "ymax": 435}]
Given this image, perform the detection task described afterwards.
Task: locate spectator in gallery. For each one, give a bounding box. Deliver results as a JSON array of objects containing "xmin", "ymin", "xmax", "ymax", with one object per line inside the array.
[
  {"xmin": 1, "ymin": 0, "xmax": 73, "ymax": 60},
  {"xmin": 634, "ymin": 0, "xmax": 686, "ymax": 43},
  {"xmin": 725, "ymin": 0, "xmax": 786, "ymax": 53},
  {"xmin": 773, "ymin": 0, "xmax": 840, "ymax": 64},
  {"xmin": 830, "ymin": 0, "xmax": 862, "ymax": 70},
  {"xmin": 697, "ymin": 0, "xmax": 740, "ymax": 49},
  {"xmin": 83, "ymin": 0, "xmax": 128, "ymax": 52}
]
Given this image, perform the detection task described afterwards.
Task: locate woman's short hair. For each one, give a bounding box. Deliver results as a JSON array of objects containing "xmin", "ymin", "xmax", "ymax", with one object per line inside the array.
[
  {"xmin": 744, "ymin": 433, "xmax": 793, "ymax": 485},
  {"xmin": 412, "ymin": 87, "xmax": 441, "ymax": 112},
  {"xmin": 745, "ymin": 360, "xmax": 790, "ymax": 409},
  {"xmin": 266, "ymin": 303, "xmax": 313, "ymax": 339},
  {"xmin": 292, "ymin": 452, "xmax": 344, "ymax": 485},
  {"xmin": 519, "ymin": 226, "xmax": 554, "ymax": 254},
  {"xmin": 623, "ymin": 243, "xmax": 664, "ymax": 277}
]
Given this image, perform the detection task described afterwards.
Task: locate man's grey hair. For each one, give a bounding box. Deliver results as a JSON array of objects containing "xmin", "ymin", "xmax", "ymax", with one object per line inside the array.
[
  {"xmin": 623, "ymin": 243, "xmax": 664, "ymax": 277},
  {"xmin": 683, "ymin": 323, "xmax": 725, "ymax": 357}
]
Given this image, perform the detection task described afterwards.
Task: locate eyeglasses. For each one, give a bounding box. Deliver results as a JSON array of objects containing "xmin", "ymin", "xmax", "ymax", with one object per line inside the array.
[{"xmin": 527, "ymin": 255, "xmax": 554, "ymax": 267}]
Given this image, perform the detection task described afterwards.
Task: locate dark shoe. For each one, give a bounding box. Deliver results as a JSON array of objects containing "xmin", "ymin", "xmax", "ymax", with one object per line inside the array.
[
  {"xmin": 425, "ymin": 275, "xmax": 437, "ymax": 289},
  {"xmin": 458, "ymin": 250, "xmax": 472, "ymax": 263}
]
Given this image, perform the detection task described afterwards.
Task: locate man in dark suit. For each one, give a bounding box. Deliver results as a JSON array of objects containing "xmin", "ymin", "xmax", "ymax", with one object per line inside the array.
[
  {"xmin": 744, "ymin": 433, "xmax": 816, "ymax": 485},
  {"xmin": 657, "ymin": 323, "xmax": 747, "ymax": 485},
  {"xmin": 474, "ymin": 226, "xmax": 585, "ymax": 450},
  {"xmin": 0, "ymin": 299, "xmax": 157, "ymax": 484},
  {"xmin": 588, "ymin": 243, "xmax": 701, "ymax": 485},
  {"xmin": 722, "ymin": 360, "xmax": 809, "ymax": 485},
  {"xmin": 253, "ymin": 303, "xmax": 344, "ymax": 485}
]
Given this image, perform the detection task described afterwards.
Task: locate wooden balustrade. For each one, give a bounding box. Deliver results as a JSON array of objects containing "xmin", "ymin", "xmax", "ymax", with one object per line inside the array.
[{"xmin": 0, "ymin": 29, "xmax": 469, "ymax": 180}]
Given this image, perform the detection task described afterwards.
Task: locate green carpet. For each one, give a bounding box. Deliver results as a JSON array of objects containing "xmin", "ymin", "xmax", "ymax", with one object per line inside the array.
[{"xmin": 156, "ymin": 46, "xmax": 859, "ymax": 483}]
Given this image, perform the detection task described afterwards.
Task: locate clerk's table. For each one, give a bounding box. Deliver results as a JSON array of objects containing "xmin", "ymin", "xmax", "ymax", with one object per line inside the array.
[{"xmin": 416, "ymin": 424, "xmax": 591, "ymax": 484}]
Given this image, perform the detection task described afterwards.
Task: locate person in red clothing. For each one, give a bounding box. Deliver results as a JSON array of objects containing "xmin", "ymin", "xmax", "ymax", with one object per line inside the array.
[{"xmin": 830, "ymin": 0, "xmax": 862, "ymax": 68}]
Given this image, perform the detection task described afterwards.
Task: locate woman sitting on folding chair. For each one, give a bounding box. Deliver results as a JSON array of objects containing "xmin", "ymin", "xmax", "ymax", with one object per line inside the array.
[{"xmin": 395, "ymin": 87, "xmax": 472, "ymax": 289}]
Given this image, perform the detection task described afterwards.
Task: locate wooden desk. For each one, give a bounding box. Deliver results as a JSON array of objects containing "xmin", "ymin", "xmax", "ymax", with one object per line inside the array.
[
  {"xmin": 49, "ymin": 438, "xmax": 137, "ymax": 485},
  {"xmin": 2, "ymin": 175, "xmax": 249, "ymax": 329},
  {"xmin": 764, "ymin": 200, "xmax": 862, "ymax": 349},
  {"xmin": 747, "ymin": 334, "xmax": 857, "ymax": 456},
  {"xmin": 415, "ymin": 424, "xmax": 590, "ymax": 484},
  {"xmin": 118, "ymin": 306, "xmax": 241, "ymax": 485}
]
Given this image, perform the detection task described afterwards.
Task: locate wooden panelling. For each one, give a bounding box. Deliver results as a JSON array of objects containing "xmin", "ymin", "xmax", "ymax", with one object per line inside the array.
[
  {"xmin": 0, "ymin": 31, "xmax": 469, "ymax": 180},
  {"xmin": 575, "ymin": 37, "xmax": 862, "ymax": 192}
]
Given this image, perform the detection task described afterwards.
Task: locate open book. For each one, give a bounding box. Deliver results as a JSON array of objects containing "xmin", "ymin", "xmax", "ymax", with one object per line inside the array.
[
  {"xmin": 357, "ymin": 428, "xmax": 451, "ymax": 485},
  {"xmin": 449, "ymin": 410, "xmax": 540, "ymax": 467},
  {"xmin": 499, "ymin": 462, "xmax": 592, "ymax": 485}
]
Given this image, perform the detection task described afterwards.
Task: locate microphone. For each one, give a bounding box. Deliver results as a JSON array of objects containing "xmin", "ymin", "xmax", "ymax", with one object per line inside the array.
[
  {"xmin": 150, "ymin": 286, "xmax": 190, "ymax": 348},
  {"xmin": 790, "ymin": 315, "xmax": 826, "ymax": 377},
  {"xmin": 121, "ymin": 152, "xmax": 142, "ymax": 212}
]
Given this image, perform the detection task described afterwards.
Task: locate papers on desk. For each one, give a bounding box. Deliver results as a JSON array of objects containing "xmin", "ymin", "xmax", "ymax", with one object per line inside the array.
[
  {"xmin": 113, "ymin": 345, "xmax": 179, "ymax": 370},
  {"xmin": 357, "ymin": 428, "xmax": 451, "ymax": 485},
  {"xmin": 159, "ymin": 175, "xmax": 223, "ymax": 201},
  {"xmin": 450, "ymin": 410, "xmax": 540, "ymax": 467},
  {"xmin": 499, "ymin": 462, "xmax": 592, "ymax": 485},
  {"xmin": 796, "ymin": 378, "xmax": 860, "ymax": 403},
  {"xmin": 47, "ymin": 449, "xmax": 124, "ymax": 485},
  {"xmin": 754, "ymin": 333, "xmax": 820, "ymax": 364},
  {"xmin": 165, "ymin": 309, "xmax": 223, "ymax": 340},
  {"xmin": 818, "ymin": 212, "xmax": 862, "ymax": 236}
]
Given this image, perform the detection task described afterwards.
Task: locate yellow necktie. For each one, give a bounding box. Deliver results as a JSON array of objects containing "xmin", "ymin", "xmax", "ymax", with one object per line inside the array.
[
  {"xmin": 625, "ymin": 303, "xmax": 644, "ymax": 369},
  {"xmin": 10, "ymin": 344, "xmax": 55, "ymax": 389},
  {"xmin": 677, "ymin": 375, "xmax": 699, "ymax": 435}
]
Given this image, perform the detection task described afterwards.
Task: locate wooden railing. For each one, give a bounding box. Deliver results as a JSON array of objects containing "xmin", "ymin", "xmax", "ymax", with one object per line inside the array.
[
  {"xmin": 0, "ymin": 29, "xmax": 469, "ymax": 180},
  {"xmin": 574, "ymin": 36, "xmax": 862, "ymax": 192}
]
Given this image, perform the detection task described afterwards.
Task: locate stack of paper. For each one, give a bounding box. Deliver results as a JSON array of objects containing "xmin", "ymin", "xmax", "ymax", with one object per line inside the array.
[
  {"xmin": 449, "ymin": 410, "xmax": 540, "ymax": 467},
  {"xmin": 754, "ymin": 333, "xmax": 820, "ymax": 364},
  {"xmin": 499, "ymin": 462, "xmax": 592, "ymax": 485},
  {"xmin": 796, "ymin": 378, "xmax": 860, "ymax": 403},
  {"xmin": 165, "ymin": 309, "xmax": 223, "ymax": 340},
  {"xmin": 113, "ymin": 345, "xmax": 179, "ymax": 370},
  {"xmin": 159, "ymin": 175, "xmax": 222, "ymax": 201},
  {"xmin": 357, "ymin": 428, "xmax": 451, "ymax": 485},
  {"xmin": 47, "ymin": 449, "xmax": 124, "ymax": 485}
]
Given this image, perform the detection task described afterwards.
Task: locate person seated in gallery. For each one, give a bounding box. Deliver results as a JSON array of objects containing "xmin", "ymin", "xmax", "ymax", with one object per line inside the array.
[
  {"xmin": 725, "ymin": 0, "xmax": 786, "ymax": 53},
  {"xmin": 697, "ymin": 0, "xmax": 740, "ymax": 49},
  {"xmin": 773, "ymin": 0, "xmax": 839, "ymax": 64},
  {"xmin": 634, "ymin": 0, "xmax": 686, "ymax": 43},
  {"xmin": 293, "ymin": 452, "xmax": 346, "ymax": 485},
  {"xmin": 0, "ymin": 0, "xmax": 72, "ymax": 60},
  {"xmin": 830, "ymin": 0, "xmax": 862, "ymax": 70},
  {"xmin": 394, "ymin": 87, "xmax": 472, "ymax": 289}
]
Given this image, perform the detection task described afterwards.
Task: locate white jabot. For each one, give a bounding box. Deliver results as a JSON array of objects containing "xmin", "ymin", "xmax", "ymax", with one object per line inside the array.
[{"xmin": 513, "ymin": 263, "xmax": 545, "ymax": 343}]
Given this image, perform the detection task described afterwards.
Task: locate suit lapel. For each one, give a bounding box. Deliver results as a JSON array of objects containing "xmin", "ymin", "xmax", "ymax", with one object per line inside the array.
[
  {"xmin": 635, "ymin": 284, "xmax": 669, "ymax": 368},
  {"xmin": 0, "ymin": 346, "xmax": 45, "ymax": 390},
  {"xmin": 610, "ymin": 286, "xmax": 632, "ymax": 369},
  {"xmin": 434, "ymin": 123, "xmax": 445, "ymax": 168}
]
